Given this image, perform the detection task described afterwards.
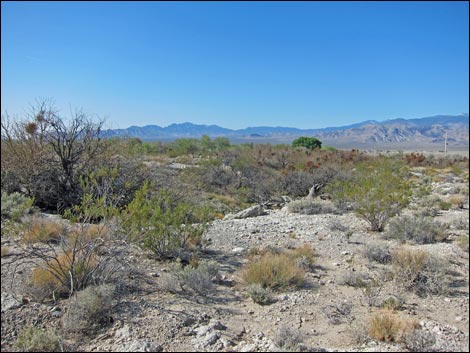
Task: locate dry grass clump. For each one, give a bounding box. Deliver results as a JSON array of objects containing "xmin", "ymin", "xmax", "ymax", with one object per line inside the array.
[
  {"xmin": 456, "ymin": 235, "xmax": 469, "ymax": 252},
  {"xmin": 446, "ymin": 195, "xmax": 466, "ymax": 209},
  {"xmin": 242, "ymin": 248, "xmax": 307, "ymax": 290},
  {"xmin": 392, "ymin": 247, "xmax": 448, "ymax": 296},
  {"xmin": 28, "ymin": 251, "xmax": 99, "ymax": 300},
  {"xmin": 287, "ymin": 199, "xmax": 339, "ymax": 215},
  {"xmin": 23, "ymin": 218, "xmax": 65, "ymax": 244},
  {"xmin": 69, "ymin": 223, "xmax": 109, "ymax": 243},
  {"xmin": 368, "ymin": 309, "xmax": 419, "ymax": 342},
  {"xmin": 1, "ymin": 246, "xmax": 11, "ymax": 257}
]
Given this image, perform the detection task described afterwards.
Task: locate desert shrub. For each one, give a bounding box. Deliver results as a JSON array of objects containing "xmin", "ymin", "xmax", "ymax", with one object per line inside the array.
[
  {"xmin": 246, "ymin": 283, "xmax": 274, "ymax": 305},
  {"xmin": 381, "ymin": 296, "xmax": 404, "ymax": 311},
  {"xmin": 321, "ymin": 302, "xmax": 353, "ymax": 325},
  {"xmin": 273, "ymin": 325, "xmax": 304, "ymax": 351},
  {"xmin": 386, "ymin": 215, "xmax": 448, "ymax": 244},
  {"xmin": 287, "ymin": 199, "xmax": 339, "ymax": 215},
  {"xmin": 62, "ymin": 284, "xmax": 115, "ymax": 335},
  {"xmin": 418, "ymin": 195, "xmax": 451, "ymax": 211},
  {"xmin": 416, "ymin": 207, "xmax": 440, "ymax": 217},
  {"xmin": 456, "ymin": 235, "xmax": 469, "ymax": 252},
  {"xmin": 404, "ymin": 330, "xmax": 437, "ymax": 352},
  {"xmin": 281, "ymin": 170, "xmax": 316, "ymax": 197},
  {"xmin": 326, "ymin": 158, "xmax": 412, "ymax": 231},
  {"xmin": 121, "ymin": 182, "xmax": 210, "ymax": 258},
  {"xmin": 22, "ymin": 217, "xmax": 66, "ymax": 244},
  {"xmin": 392, "ymin": 248, "xmax": 448, "ymax": 296},
  {"xmin": 242, "ymin": 251, "xmax": 305, "ymax": 290},
  {"xmin": 179, "ymin": 260, "xmax": 219, "ymax": 295},
  {"xmin": 15, "ymin": 325, "xmax": 61, "ymax": 352},
  {"xmin": 368, "ymin": 310, "xmax": 419, "ymax": 342},
  {"xmin": 338, "ymin": 271, "xmax": 371, "ymax": 288},
  {"xmin": 1, "ymin": 192, "xmax": 33, "ymax": 221},
  {"xmin": 364, "ymin": 242, "xmax": 392, "ymax": 264},
  {"xmin": 159, "ymin": 260, "xmax": 218, "ymax": 296},
  {"xmin": 329, "ymin": 219, "xmax": 349, "ymax": 232}
]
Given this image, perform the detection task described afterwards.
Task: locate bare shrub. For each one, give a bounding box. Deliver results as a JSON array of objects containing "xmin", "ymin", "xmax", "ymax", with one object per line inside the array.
[
  {"xmin": 363, "ymin": 242, "xmax": 392, "ymax": 264},
  {"xmin": 386, "ymin": 215, "xmax": 448, "ymax": 244},
  {"xmin": 321, "ymin": 302, "xmax": 353, "ymax": 325},
  {"xmin": 338, "ymin": 271, "xmax": 371, "ymax": 288},
  {"xmin": 404, "ymin": 330, "xmax": 437, "ymax": 352},
  {"xmin": 62, "ymin": 284, "xmax": 115, "ymax": 336},
  {"xmin": 273, "ymin": 325, "xmax": 304, "ymax": 351},
  {"xmin": 329, "ymin": 219, "xmax": 349, "ymax": 232}
]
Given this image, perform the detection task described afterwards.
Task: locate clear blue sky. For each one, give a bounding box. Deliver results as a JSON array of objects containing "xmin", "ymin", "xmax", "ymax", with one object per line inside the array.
[{"xmin": 1, "ymin": 1, "xmax": 468, "ymax": 130}]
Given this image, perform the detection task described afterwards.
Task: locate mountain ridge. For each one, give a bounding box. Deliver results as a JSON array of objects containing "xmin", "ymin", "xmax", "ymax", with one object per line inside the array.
[{"xmin": 103, "ymin": 114, "xmax": 469, "ymax": 148}]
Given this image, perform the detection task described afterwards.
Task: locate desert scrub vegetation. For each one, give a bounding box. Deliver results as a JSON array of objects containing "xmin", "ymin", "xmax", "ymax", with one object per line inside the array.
[
  {"xmin": 62, "ymin": 284, "xmax": 115, "ymax": 336},
  {"xmin": 273, "ymin": 325, "xmax": 305, "ymax": 351},
  {"xmin": 1, "ymin": 191, "xmax": 34, "ymax": 221},
  {"xmin": 159, "ymin": 259, "xmax": 219, "ymax": 297},
  {"xmin": 121, "ymin": 182, "xmax": 211, "ymax": 259},
  {"xmin": 22, "ymin": 217, "xmax": 66, "ymax": 244},
  {"xmin": 14, "ymin": 325, "xmax": 62, "ymax": 352},
  {"xmin": 246, "ymin": 283, "xmax": 275, "ymax": 305},
  {"xmin": 363, "ymin": 241, "xmax": 392, "ymax": 264},
  {"xmin": 368, "ymin": 309, "xmax": 419, "ymax": 343},
  {"xmin": 241, "ymin": 245, "xmax": 314, "ymax": 290},
  {"xmin": 287, "ymin": 198, "xmax": 339, "ymax": 215},
  {"xmin": 386, "ymin": 215, "xmax": 448, "ymax": 244},
  {"xmin": 392, "ymin": 247, "xmax": 448, "ymax": 297},
  {"xmin": 326, "ymin": 158, "xmax": 412, "ymax": 231}
]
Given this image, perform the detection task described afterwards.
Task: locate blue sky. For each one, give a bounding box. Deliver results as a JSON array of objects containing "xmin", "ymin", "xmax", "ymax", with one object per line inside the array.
[{"xmin": 1, "ymin": 1, "xmax": 468, "ymax": 130}]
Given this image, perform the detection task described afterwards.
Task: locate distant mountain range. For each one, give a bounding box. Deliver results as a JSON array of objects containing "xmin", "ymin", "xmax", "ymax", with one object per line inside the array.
[{"xmin": 103, "ymin": 114, "xmax": 469, "ymax": 149}]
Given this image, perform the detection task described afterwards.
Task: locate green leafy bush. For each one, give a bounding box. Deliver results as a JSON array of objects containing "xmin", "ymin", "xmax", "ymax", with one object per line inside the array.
[
  {"xmin": 121, "ymin": 182, "xmax": 210, "ymax": 258},
  {"xmin": 15, "ymin": 326, "xmax": 61, "ymax": 352},
  {"xmin": 326, "ymin": 158, "xmax": 412, "ymax": 231},
  {"xmin": 1, "ymin": 192, "xmax": 33, "ymax": 221}
]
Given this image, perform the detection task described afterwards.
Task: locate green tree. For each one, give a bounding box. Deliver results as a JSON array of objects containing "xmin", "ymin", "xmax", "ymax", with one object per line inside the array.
[
  {"xmin": 292, "ymin": 136, "xmax": 322, "ymax": 150},
  {"xmin": 326, "ymin": 158, "xmax": 412, "ymax": 232}
]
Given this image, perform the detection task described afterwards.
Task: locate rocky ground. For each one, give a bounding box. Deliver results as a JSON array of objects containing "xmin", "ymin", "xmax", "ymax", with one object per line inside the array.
[{"xmin": 1, "ymin": 171, "xmax": 469, "ymax": 352}]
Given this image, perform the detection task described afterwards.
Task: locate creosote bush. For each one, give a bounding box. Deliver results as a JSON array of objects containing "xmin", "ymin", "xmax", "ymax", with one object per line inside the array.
[
  {"xmin": 327, "ymin": 158, "xmax": 411, "ymax": 231},
  {"xmin": 386, "ymin": 215, "xmax": 448, "ymax": 244},
  {"xmin": 15, "ymin": 325, "xmax": 61, "ymax": 352},
  {"xmin": 121, "ymin": 182, "xmax": 210, "ymax": 259}
]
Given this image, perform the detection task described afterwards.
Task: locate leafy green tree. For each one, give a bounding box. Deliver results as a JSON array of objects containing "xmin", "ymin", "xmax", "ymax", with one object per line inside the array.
[
  {"xmin": 292, "ymin": 136, "xmax": 322, "ymax": 150},
  {"xmin": 326, "ymin": 158, "xmax": 412, "ymax": 232}
]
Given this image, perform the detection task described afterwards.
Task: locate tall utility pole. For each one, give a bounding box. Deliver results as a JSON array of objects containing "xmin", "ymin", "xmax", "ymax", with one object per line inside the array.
[{"xmin": 444, "ymin": 131, "xmax": 448, "ymax": 158}]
